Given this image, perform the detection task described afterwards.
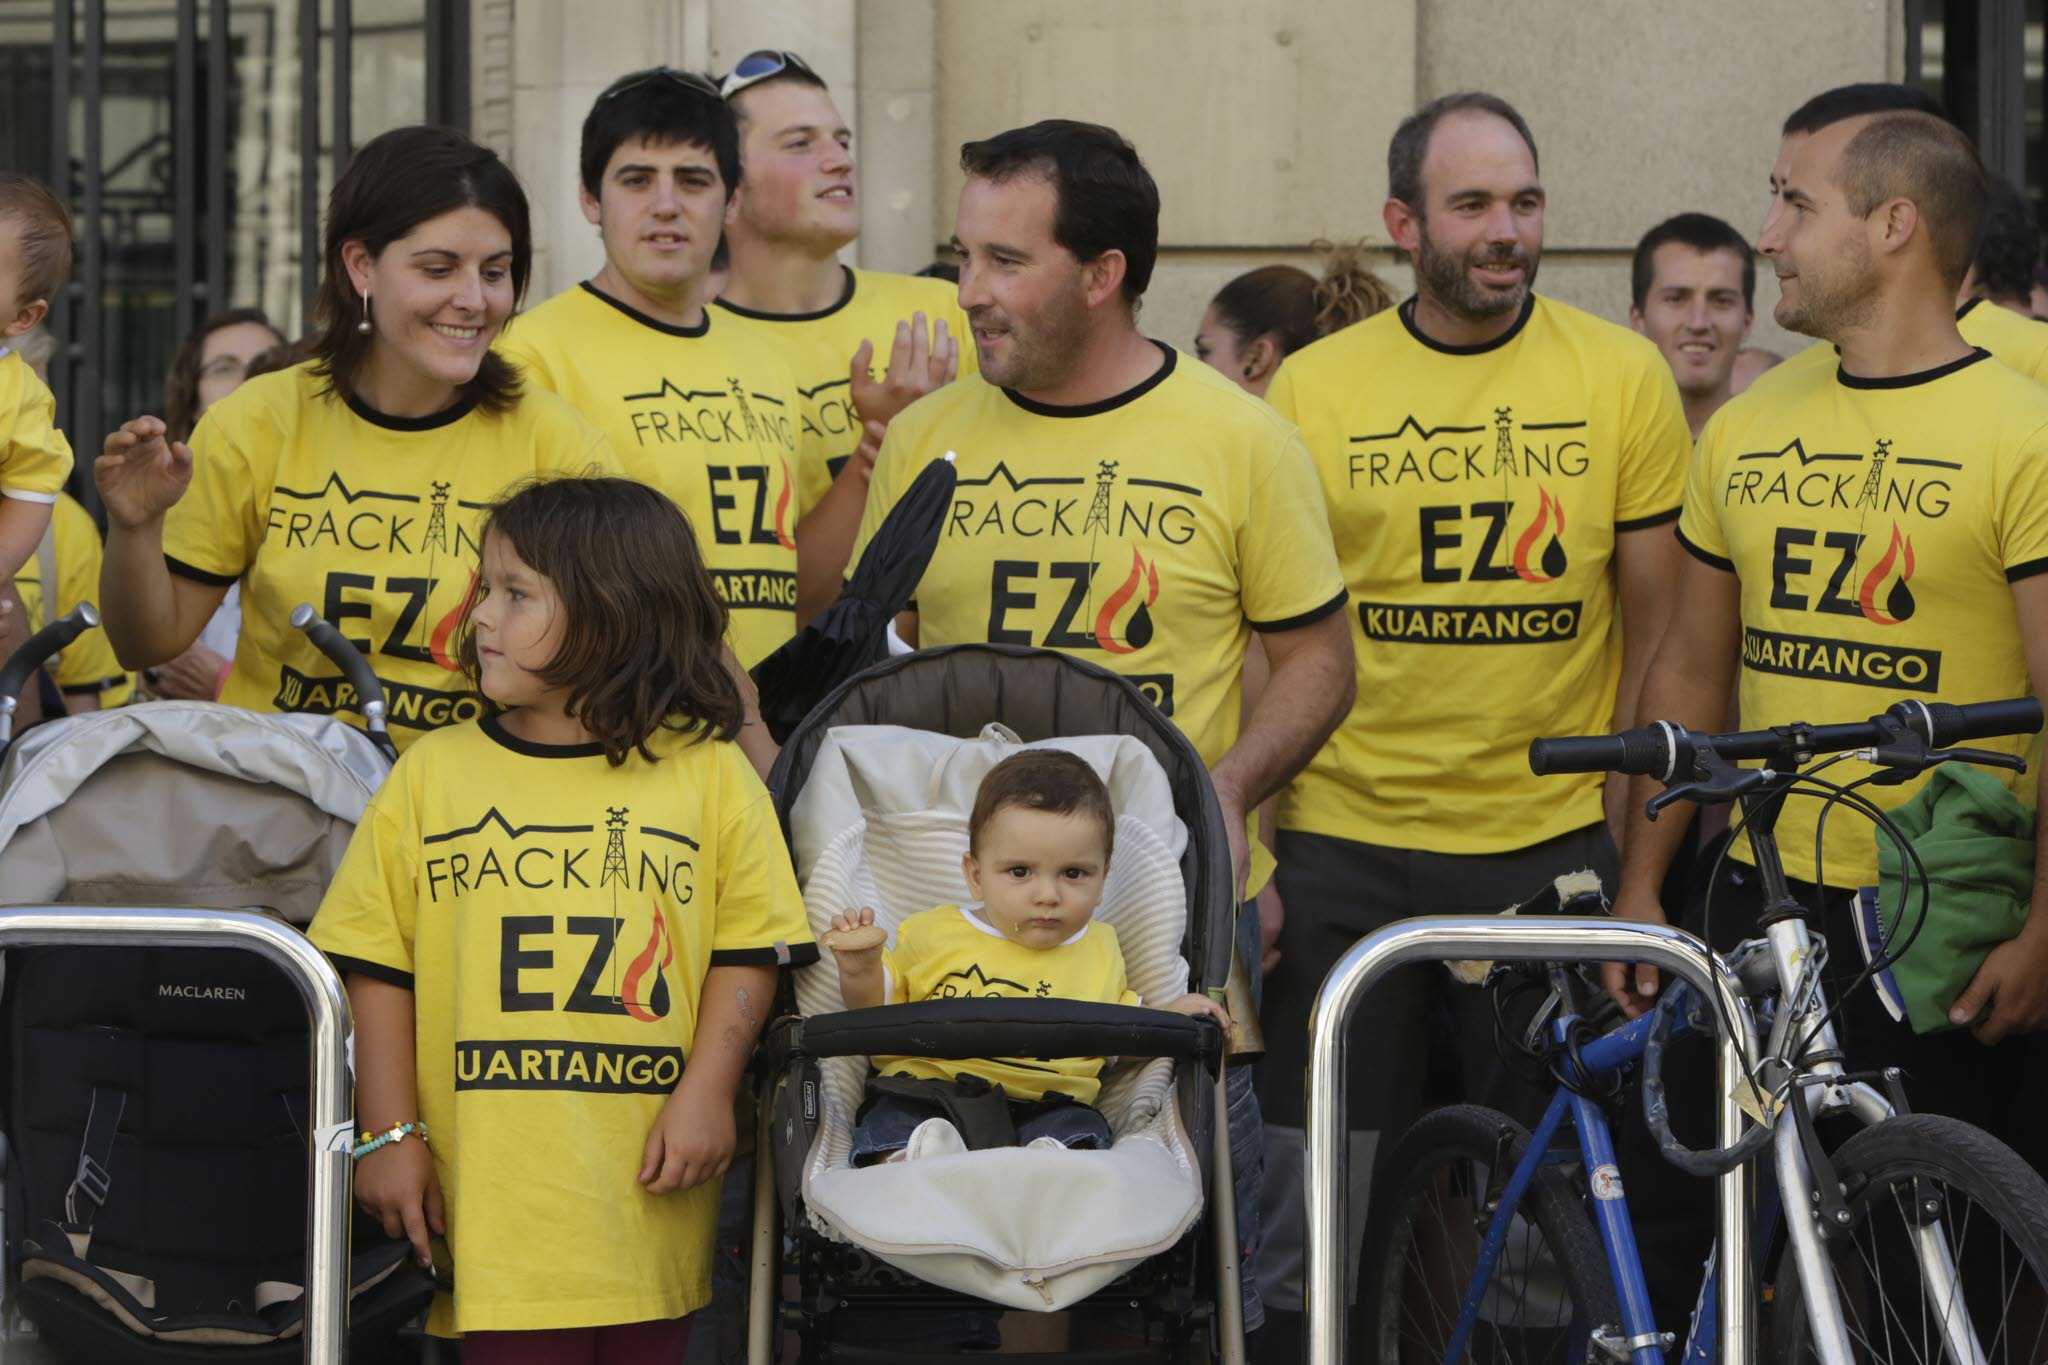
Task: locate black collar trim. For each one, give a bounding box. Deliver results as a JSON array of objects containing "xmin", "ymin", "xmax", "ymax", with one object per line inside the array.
[
  {"xmin": 480, "ymin": 713, "xmax": 606, "ymax": 759},
  {"xmin": 579, "ymin": 281, "xmax": 710, "ymax": 338},
  {"xmin": 713, "ymin": 265, "xmax": 857, "ymax": 323},
  {"xmin": 1957, "ymin": 297, "xmax": 1984, "ymax": 322},
  {"xmin": 1836, "ymin": 348, "xmax": 1991, "ymax": 390},
  {"xmin": 1397, "ymin": 292, "xmax": 1536, "ymax": 355},
  {"xmin": 343, "ymin": 391, "xmax": 477, "ymax": 432},
  {"xmin": 1002, "ymin": 341, "xmax": 1176, "ymax": 418}
]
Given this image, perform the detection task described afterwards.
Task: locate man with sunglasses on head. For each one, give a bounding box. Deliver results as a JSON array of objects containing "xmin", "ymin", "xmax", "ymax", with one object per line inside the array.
[
  {"xmin": 499, "ymin": 66, "xmax": 805, "ymax": 673},
  {"xmin": 712, "ymin": 50, "xmax": 973, "ymax": 627}
]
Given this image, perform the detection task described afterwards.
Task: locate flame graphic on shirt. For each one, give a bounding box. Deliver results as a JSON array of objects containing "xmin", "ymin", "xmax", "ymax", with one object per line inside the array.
[
  {"xmin": 1093, "ymin": 547, "xmax": 1161, "ymax": 654},
  {"xmin": 430, "ymin": 570, "xmax": 481, "ymax": 672},
  {"xmin": 773, "ymin": 457, "xmax": 796, "ymax": 551},
  {"xmin": 1857, "ymin": 523, "xmax": 1917, "ymax": 626},
  {"xmin": 1512, "ymin": 488, "xmax": 1569, "ymax": 584},
  {"xmin": 622, "ymin": 904, "xmax": 674, "ymax": 1022}
]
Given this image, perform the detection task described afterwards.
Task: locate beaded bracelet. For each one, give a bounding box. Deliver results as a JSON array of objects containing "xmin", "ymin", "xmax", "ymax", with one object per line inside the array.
[{"xmin": 351, "ymin": 1121, "xmax": 429, "ymax": 1161}]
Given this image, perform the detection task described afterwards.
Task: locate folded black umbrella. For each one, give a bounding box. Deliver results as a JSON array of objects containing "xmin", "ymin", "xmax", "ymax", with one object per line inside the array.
[{"xmin": 750, "ymin": 455, "xmax": 957, "ymax": 742}]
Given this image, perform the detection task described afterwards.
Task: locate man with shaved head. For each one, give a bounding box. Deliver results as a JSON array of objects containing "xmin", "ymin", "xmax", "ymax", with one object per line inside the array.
[{"xmin": 1612, "ymin": 95, "xmax": 2048, "ymax": 1324}]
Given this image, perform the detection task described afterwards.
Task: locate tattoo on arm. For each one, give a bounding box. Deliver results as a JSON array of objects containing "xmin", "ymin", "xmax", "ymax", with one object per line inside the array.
[{"xmin": 737, "ymin": 986, "xmax": 759, "ymax": 1033}]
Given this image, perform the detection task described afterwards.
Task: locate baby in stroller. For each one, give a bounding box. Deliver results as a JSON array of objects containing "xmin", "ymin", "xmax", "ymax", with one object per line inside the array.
[{"xmin": 824, "ymin": 750, "xmax": 1227, "ymax": 1165}]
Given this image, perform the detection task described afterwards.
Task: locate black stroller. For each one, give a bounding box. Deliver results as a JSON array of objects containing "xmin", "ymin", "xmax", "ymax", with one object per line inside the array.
[{"xmin": 748, "ymin": 644, "xmax": 1245, "ymax": 1363}]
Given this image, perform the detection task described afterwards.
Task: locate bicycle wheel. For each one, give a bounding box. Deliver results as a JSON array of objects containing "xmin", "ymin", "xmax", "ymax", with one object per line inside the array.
[
  {"xmin": 1358, "ymin": 1104, "xmax": 1619, "ymax": 1364},
  {"xmin": 1772, "ymin": 1113, "xmax": 2048, "ymax": 1364}
]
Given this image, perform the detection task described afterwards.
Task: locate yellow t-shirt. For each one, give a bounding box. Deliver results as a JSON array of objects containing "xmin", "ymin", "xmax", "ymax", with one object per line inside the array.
[
  {"xmin": 1679, "ymin": 348, "xmax": 2048, "ymax": 888},
  {"xmin": 499, "ymin": 285, "xmax": 805, "ymax": 668},
  {"xmin": 713, "ymin": 266, "xmax": 974, "ymax": 513},
  {"xmin": 1268, "ymin": 295, "xmax": 1690, "ymax": 853},
  {"xmin": 0, "ymin": 347, "xmax": 73, "ymax": 506},
  {"xmin": 1779, "ymin": 299, "xmax": 2048, "ymax": 390},
  {"xmin": 874, "ymin": 903, "xmax": 1141, "ymax": 1104},
  {"xmin": 16, "ymin": 493, "xmax": 131, "ymax": 704},
  {"xmin": 851, "ymin": 347, "xmax": 1346, "ymax": 895},
  {"xmin": 162, "ymin": 364, "xmax": 616, "ymax": 750},
  {"xmin": 309, "ymin": 716, "xmax": 815, "ymax": 1334}
]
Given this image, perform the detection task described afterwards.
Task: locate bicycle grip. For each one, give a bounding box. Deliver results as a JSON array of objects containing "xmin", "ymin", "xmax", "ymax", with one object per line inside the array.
[
  {"xmin": 1528, "ymin": 726, "xmax": 1673, "ymax": 778},
  {"xmin": 1900, "ymin": 697, "xmax": 2043, "ymax": 747},
  {"xmin": 0, "ymin": 601, "xmax": 100, "ymax": 704}
]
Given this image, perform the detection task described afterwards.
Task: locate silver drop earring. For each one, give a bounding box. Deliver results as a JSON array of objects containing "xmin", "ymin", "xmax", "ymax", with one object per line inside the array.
[{"xmin": 356, "ymin": 286, "xmax": 373, "ymax": 335}]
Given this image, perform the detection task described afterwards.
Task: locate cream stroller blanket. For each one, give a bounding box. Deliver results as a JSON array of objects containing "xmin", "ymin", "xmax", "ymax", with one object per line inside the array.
[{"xmin": 787, "ymin": 723, "xmax": 1208, "ymax": 1311}]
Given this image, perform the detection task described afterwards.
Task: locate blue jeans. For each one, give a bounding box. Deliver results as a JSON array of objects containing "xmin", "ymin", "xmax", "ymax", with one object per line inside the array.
[{"xmin": 849, "ymin": 1086, "xmax": 1114, "ymax": 1162}]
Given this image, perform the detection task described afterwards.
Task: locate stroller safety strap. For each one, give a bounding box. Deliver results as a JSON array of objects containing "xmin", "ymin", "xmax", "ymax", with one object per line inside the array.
[{"xmin": 63, "ymin": 1084, "xmax": 125, "ymax": 1231}]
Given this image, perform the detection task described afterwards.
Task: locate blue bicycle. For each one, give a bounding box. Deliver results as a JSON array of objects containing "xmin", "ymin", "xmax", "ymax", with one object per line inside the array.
[{"xmin": 1357, "ymin": 698, "xmax": 2048, "ymax": 1364}]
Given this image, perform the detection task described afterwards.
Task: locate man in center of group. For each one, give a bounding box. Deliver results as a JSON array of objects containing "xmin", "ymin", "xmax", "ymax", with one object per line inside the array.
[
  {"xmin": 499, "ymin": 67, "xmax": 804, "ymax": 671},
  {"xmin": 1629, "ymin": 211, "xmax": 1756, "ymax": 440},
  {"xmin": 712, "ymin": 50, "xmax": 973, "ymax": 624},
  {"xmin": 1256, "ymin": 91, "xmax": 1690, "ymax": 1354},
  {"xmin": 842, "ymin": 118, "xmax": 1357, "ymax": 1344}
]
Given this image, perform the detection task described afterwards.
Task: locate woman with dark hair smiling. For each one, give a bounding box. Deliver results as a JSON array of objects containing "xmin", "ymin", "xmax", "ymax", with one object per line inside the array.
[{"xmin": 95, "ymin": 126, "xmax": 618, "ymax": 750}]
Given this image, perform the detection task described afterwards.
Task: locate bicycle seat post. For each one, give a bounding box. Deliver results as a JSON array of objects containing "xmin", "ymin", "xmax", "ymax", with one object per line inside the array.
[{"xmin": 1736, "ymin": 784, "xmax": 1847, "ymax": 1080}]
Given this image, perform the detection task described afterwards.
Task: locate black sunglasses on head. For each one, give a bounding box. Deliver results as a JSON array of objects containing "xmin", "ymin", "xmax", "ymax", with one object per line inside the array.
[{"xmin": 597, "ymin": 67, "xmax": 721, "ymax": 105}]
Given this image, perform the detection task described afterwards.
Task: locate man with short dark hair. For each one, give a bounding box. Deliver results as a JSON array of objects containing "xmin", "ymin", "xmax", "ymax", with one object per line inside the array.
[
  {"xmin": 1630, "ymin": 212, "xmax": 1755, "ymax": 438},
  {"xmin": 1255, "ymin": 91, "xmax": 1689, "ymax": 1352},
  {"xmin": 1614, "ymin": 99, "xmax": 2048, "ymax": 1323},
  {"xmin": 500, "ymin": 68, "xmax": 804, "ymax": 672},
  {"xmin": 1771, "ymin": 85, "xmax": 2048, "ymax": 386},
  {"xmin": 845, "ymin": 118, "xmax": 1357, "ymax": 1342},
  {"xmin": 712, "ymin": 51, "xmax": 972, "ymax": 625}
]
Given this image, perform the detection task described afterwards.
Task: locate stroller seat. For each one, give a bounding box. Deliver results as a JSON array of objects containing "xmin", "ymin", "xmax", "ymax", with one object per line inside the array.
[{"xmin": 786, "ymin": 721, "xmax": 1206, "ymax": 1312}]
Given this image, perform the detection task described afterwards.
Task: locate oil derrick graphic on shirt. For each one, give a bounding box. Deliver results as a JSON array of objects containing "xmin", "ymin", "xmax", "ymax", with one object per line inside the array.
[
  {"xmin": 603, "ymin": 807, "xmax": 630, "ymax": 1003},
  {"xmin": 1494, "ymin": 406, "xmax": 1568, "ymax": 582},
  {"xmin": 1853, "ymin": 440, "xmax": 1916, "ymax": 625},
  {"xmin": 729, "ymin": 378, "xmax": 761, "ymax": 441},
  {"xmin": 1083, "ymin": 460, "xmax": 1118, "ymax": 534}
]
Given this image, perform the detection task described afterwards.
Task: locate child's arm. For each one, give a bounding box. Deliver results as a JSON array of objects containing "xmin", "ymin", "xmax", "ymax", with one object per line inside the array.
[
  {"xmin": 1162, "ymin": 992, "xmax": 1232, "ymax": 1029},
  {"xmin": 0, "ymin": 496, "xmax": 51, "ymax": 582},
  {"xmin": 640, "ymin": 963, "xmax": 777, "ymax": 1195},
  {"xmin": 346, "ymin": 973, "xmax": 444, "ymax": 1268},
  {"xmin": 823, "ymin": 907, "xmax": 888, "ymax": 1010}
]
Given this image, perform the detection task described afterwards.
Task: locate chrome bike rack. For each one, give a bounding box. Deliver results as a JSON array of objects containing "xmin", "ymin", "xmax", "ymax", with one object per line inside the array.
[
  {"xmin": 1305, "ymin": 916, "xmax": 1760, "ymax": 1365},
  {"xmin": 0, "ymin": 907, "xmax": 354, "ymax": 1365}
]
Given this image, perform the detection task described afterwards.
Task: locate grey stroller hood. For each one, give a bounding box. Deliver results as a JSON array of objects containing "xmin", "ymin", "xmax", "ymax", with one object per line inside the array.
[{"xmin": 0, "ymin": 702, "xmax": 388, "ymax": 922}]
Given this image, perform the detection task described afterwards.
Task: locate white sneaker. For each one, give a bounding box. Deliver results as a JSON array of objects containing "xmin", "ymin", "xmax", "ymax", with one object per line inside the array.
[
  {"xmin": 903, "ymin": 1117, "xmax": 967, "ymax": 1161},
  {"xmin": 1024, "ymin": 1135, "xmax": 1068, "ymax": 1152}
]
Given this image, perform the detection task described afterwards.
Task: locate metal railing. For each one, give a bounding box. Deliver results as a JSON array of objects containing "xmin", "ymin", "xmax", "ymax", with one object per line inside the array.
[
  {"xmin": 1304, "ymin": 916, "xmax": 1759, "ymax": 1365},
  {"xmin": 0, "ymin": 906, "xmax": 354, "ymax": 1364}
]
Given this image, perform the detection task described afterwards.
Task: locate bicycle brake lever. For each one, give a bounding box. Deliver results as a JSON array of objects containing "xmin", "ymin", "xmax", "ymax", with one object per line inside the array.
[
  {"xmin": 1936, "ymin": 745, "xmax": 2026, "ymax": 773},
  {"xmin": 1647, "ymin": 766, "xmax": 1773, "ymax": 820}
]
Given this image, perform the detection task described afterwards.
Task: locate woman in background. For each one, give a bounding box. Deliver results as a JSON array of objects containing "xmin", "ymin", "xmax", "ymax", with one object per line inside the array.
[{"xmin": 1195, "ymin": 240, "xmax": 1394, "ymax": 398}]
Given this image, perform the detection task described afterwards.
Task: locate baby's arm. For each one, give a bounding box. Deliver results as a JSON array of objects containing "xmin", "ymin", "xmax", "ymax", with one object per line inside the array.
[
  {"xmin": 642, "ymin": 963, "xmax": 775, "ymax": 1194},
  {"xmin": 0, "ymin": 495, "xmax": 52, "ymax": 582},
  {"xmin": 823, "ymin": 907, "xmax": 889, "ymax": 1010},
  {"xmin": 1162, "ymin": 992, "xmax": 1232, "ymax": 1029}
]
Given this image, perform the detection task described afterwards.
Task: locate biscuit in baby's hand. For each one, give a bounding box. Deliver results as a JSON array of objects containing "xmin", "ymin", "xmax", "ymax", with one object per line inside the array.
[{"xmin": 821, "ymin": 923, "xmax": 888, "ymax": 952}]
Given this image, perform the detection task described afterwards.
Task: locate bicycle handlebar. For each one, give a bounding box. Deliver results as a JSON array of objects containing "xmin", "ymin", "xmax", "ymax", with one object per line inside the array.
[{"xmin": 1527, "ymin": 697, "xmax": 2044, "ymax": 782}]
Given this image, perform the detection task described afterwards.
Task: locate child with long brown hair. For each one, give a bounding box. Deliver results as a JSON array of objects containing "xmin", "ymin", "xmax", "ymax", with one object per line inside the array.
[{"xmin": 311, "ymin": 475, "xmax": 816, "ymax": 1362}]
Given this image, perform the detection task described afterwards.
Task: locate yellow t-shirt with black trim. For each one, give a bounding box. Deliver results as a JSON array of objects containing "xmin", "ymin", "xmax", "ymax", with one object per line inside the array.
[
  {"xmin": 874, "ymin": 903, "xmax": 1140, "ymax": 1104},
  {"xmin": 1679, "ymin": 348, "xmax": 2048, "ymax": 888},
  {"xmin": 16, "ymin": 494, "xmax": 131, "ymax": 704},
  {"xmin": 850, "ymin": 347, "xmax": 1348, "ymax": 895},
  {"xmin": 1779, "ymin": 299, "xmax": 2048, "ymax": 390},
  {"xmin": 714, "ymin": 266, "xmax": 974, "ymax": 514},
  {"xmin": 499, "ymin": 284, "xmax": 805, "ymax": 668},
  {"xmin": 1268, "ymin": 295, "xmax": 1690, "ymax": 853},
  {"xmin": 162, "ymin": 363, "xmax": 617, "ymax": 750},
  {"xmin": 309, "ymin": 716, "xmax": 816, "ymax": 1334},
  {"xmin": 0, "ymin": 347, "xmax": 73, "ymax": 508}
]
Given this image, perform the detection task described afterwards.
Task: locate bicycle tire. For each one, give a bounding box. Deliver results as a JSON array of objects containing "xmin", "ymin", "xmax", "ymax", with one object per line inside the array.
[
  {"xmin": 1772, "ymin": 1112, "xmax": 2048, "ymax": 1364},
  {"xmin": 1357, "ymin": 1104, "xmax": 1620, "ymax": 1364}
]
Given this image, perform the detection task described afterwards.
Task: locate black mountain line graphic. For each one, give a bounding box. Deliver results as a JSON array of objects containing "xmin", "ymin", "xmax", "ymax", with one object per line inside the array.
[
  {"xmin": 1735, "ymin": 439, "xmax": 1863, "ymax": 465},
  {"xmin": 953, "ymin": 460, "xmax": 1088, "ymax": 489},
  {"xmin": 797, "ymin": 377, "xmax": 851, "ymax": 398},
  {"xmin": 748, "ymin": 391, "xmax": 786, "ymax": 407},
  {"xmin": 620, "ymin": 378, "xmax": 730, "ymax": 404},
  {"xmin": 1349, "ymin": 416, "xmax": 1488, "ymax": 444},
  {"xmin": 1128, "ymin": 477, "xmax": 1205, "ymax": 497},
  {"xmin": 930, "ymin": 962, "xmax": 1031, "ymax": 996},
  {"xmin": 1895, "ymin": 457, "xmax": 1962, "ymax": 470},
  {"xmin": 1519, "ymin": 420, "xmax": 1588, "ymax": 431},
  {"xmin": 638, "ymin": 826, "xmax": 700, "ymax": 849},
  {"xmin": 272, "ymin": 472, "xmax": 419, "ymax": 504},
  {"xmin": 423, "ymin": 806, "xmax": 596, "ymax": 845}
]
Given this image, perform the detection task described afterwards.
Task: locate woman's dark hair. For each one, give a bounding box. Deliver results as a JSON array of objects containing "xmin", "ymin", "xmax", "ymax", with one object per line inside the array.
[
  {"xmin": 309, "ymin": 126, "xmax": 532, "ymax": 414},
  {"xmin": 959, "ymin": 120, "xmax": 1158, "ymax": 308},
  {"xmin": 1210, "ymin": 241, "xmax": 1394, "ymax": 357},
  {"xmin": 163, "ymin": 307, "xmax": 283, "ymax": 443},
  {"xmin": 458, "ymin": 477, "xmax": 743, "ymax": 765}
]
